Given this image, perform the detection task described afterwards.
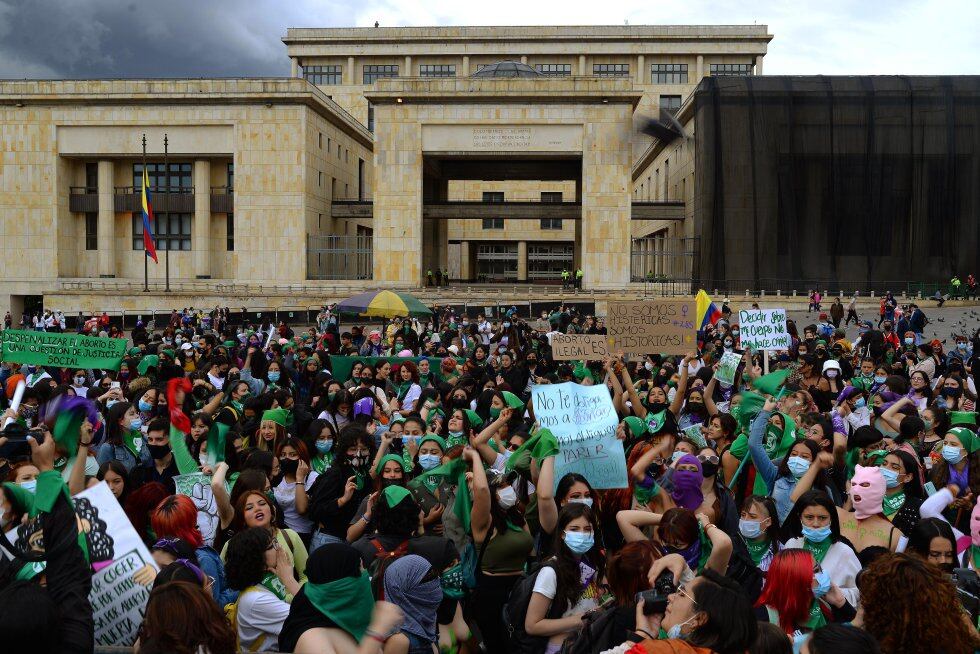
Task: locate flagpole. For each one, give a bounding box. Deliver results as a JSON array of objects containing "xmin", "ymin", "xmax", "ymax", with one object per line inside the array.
[
  {"xmin": 164, "ymin": 134, "xmax": 171, "ymax": 293},
  {"xmin": 142, "ymin": 134, "xmax": 149, "ymax": 293}
]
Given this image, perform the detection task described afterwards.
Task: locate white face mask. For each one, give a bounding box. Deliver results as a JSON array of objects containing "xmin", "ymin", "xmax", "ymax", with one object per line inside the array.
[
  {"xmin": 568, "ymin": 497, "xmax": 594, "ymax": 509},
  {"xmin": 497, "ymin": 486, "xmax": 518, "ymax": 509}
]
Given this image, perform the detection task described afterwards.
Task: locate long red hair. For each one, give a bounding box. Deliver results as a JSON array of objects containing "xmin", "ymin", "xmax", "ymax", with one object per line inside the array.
[
  {"xmin": 151, "ymin": 494, "xmax": 203, "ymax": 548},
  {"xmin": 756, "ymin": 548, "xmax": 827, "ymax": 633}
]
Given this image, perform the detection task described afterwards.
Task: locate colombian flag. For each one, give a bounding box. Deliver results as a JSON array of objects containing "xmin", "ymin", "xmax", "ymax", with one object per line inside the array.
[
  {"xmin": 141, "ymin": 169, "xmax": 158, "ymax": 263},
  {"xmin": 696, "ymin": 289, "xmax": 722, "ymax": 330}
]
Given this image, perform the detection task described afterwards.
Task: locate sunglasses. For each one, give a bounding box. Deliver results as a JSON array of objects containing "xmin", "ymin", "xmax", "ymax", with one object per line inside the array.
[{"xmin": 697, "ymin": 454, "xmax": 720, "ymax": 465}]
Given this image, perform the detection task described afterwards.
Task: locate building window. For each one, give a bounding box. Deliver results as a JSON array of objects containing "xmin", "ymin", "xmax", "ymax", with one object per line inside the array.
[
  {"xmin": 133, "ymin": 162, "xmax": 192, "ymax": 191},
  {"xmin": 420, "ymin": 64, "xmax": 455, "ymax": 77},
  {"xmin": 540, "ymin": 191, "xmax": 563, "ymax": 229},
  {"xmin": 227, "ymin": 163, "xmax": 234, "ymax": 192},
  {"xmin": 540, "ymin": 218, "xmax": 562, "ymax": 230},
  {"xmin": 318, "ymin": 132, "xmax": 323, "ymax": 148},
  {"xmin": 367, "ymin": 102, "xmax": 374, "ymax": 132},
  {"xmin": 651, "ymin": 63, "xmax": 688, "ymax": 84},
  {"xmin": 337, "ymin": 144, "xmax": 341, "ymax": 158},
  {"xmin": 85, "ymin": 162, "xmax": 98, "ymax": 191},
  {"xmin": 363, "ymin": 64, "xmax": 398, "ymax": 84},
  {"xmin": 593, "ymin": 63, "xmax": 629, "ymax": 77},
  {"xmin": 659, "ymin": 95, "xmax": 682, "ymax": 116},
  {"xmin": 710, "ymin": 63, "xmax": 753, "ymax": 77},
  {"xmin": 482, "ymin": 218, "xmax": 504, "ymax": 229},
  {"xmin": 226, "ymin": 214, "xmax": 234, "ymax": 251},
  {"xmin": 132, "ymin": 213, "xmax": 191, "ymax": 251},
  {"xmin": 534, "ymin": 64, "xmax": 572, "ymax": 76},
  {"xmin": 327, "ymin": 137, "xmax": 332, "ymax": 152},
  {"xmin": 345, "ymin": 149, "xmax": 348, "ymax": 163},
  {"xmin": 303, "ymin": 65, "xmax": 342, "ymax": 85},
  {"xmin": 85, "ymin": 213, "xmax": 98, "ymax": 250},
  {"xmin": 318, "ymin": 171, "xmax": 323, "ymax": 187}
]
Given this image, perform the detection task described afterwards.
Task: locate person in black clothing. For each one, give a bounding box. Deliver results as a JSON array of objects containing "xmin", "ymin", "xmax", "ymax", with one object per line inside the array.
[
  {"xmin": 129, "ymin": 416, "xmax": 180, "ymax": 494},
  {"xmin": 0, "ymin": 431, "xmax": 93, "ymax": 654},
  {"xmin": 307, "ymin": 423, "xmax": 375, "ymax": 553}
]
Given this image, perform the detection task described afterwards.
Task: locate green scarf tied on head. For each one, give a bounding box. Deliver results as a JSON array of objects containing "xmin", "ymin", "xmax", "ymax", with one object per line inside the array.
[
  {"xmin": 261, "ymin": 408, "xmax": 291, "ymax": 427},
  {"xmin": 382, "ymin": 484, "xmax": 411, "ymax": 508},
  {"xmin": 375, "ymin": 454, "xmax": 406, "ymax": 477},
  {"xmin": 463, "ymin": 410, "xmax": 484, "ymax": 430},
  {"xmin": 303, "ymin": 570, "xmax": 375, "ymax": 641},
  {"xmin": 136, "ymin": 355, "xmax": 159, "ymax": 377}
]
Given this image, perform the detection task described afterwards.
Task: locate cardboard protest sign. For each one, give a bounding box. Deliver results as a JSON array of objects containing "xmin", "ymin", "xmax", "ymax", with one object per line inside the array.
[
  {"xmin": 1, "ymin": 329, "xmax": 127, "ymax": 370},
  {"xmin": 715, "ymin": 351, "xmax": 742, "ymax": 386},
  {"xmin": 532, "ymin": 382, "xmax": 627, "ymax": 489},
  {"xmin": 606, "ymin": 300, "xmax": 697, "ymax": 355},
  {"xmin": 530, "ymin": 319, "xmax": 551, "ymax": 332},
  {"xmin": 550, "ymin": 334, "xmax": 611, "ymax": 361},
  {"xmin": 737, "ymin": 309, "xmax": 791, "ymax": 351},
  {"xmin": 80, "ymin": 483, "xmax": 159, "ymax": 646},
  {"xmin": 175, "ymin": 472, "xmax": 226, "ymax": 548}
]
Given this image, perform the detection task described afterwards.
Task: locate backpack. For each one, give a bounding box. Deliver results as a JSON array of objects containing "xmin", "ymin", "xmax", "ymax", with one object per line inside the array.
[
  {"xmin": 368, "ymin": 538, "xmax": 410, "ymax": 599},
  {"xmin": 224, "ymin": 586, "xmax": 266, "ymax": 652},
  {"xmin": 558, "ymin": 604, "xmax": 622, "ymax": 654},
  {"xmin": 501, "ymin": 559, "xmax": 563, "ymax": 654}
]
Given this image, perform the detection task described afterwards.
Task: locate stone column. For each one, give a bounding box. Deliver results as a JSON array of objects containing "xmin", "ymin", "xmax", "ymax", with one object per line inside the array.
[
  {"xmin": 460, "ymin": 241, "xmax": 471, "ymax": 281},
  {"xmin": 520, "ymin": 55, "xmax": 528, "ymax": 65},
  {"xmin": 755, "ymin": 55, "xmax": 764, "ymax": 75},
  {"xmin": 193, "ymin": 160, "xmax": 211, "ymax": 279},
  {"xmin": 636, "ymin": 55, "xmax": 645, "ymax": 84},
  {"xmin": 696, "ymin": 55, "xmax": 704, "ymax": 80},
  {"xmin": 578, "ymin": 55, "xmax": 587, "ymax": 76},
  {"xmin": 517, "ymin": 241, "xmax": 528, "ymax": 282},
  {"xmin": 573, "ymin": 178, "xmax": 583, "ymax": 270},
  {"xmin": 291, "ymin": 58, "xmax": 299, "ymax": 78},
  {"xmin": 97, "ymin": 160, "xmax": 115, "ymax": 278},
  {"xmin": 462, "ymin": 56, "xmax": 469, "ymax": 76},
  {"xmin": 580, "ymin": 107, "xmax": 632, "ymax": 289},
  {"xmin": 347, "ymin": 57, "xmax": 355, "ymax": 84},
  {"xmin": 404, "ymin": 55, "xmax": 412, "ymax": 76}
]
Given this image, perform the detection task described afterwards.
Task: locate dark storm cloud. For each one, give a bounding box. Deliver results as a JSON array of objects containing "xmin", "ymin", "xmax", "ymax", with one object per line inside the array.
[{"xmin": 0, "ymin": 0, "xmax": 346, "ymax": 78}]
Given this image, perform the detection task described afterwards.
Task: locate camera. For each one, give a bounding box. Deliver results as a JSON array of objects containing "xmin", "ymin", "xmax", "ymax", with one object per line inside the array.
[
  {"xmin": 636, "ymin": 570, "xmax": 677, "ymax": 615},
  {"xmin": 950, "ymin": 568, "xmax": 980, "ymax": 623},
  {"xmin": 192, "ymin": 384, "xmax": 211, "ymax": 401}
]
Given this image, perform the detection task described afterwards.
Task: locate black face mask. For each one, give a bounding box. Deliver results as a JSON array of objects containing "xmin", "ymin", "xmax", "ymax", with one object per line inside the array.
[
  {"xmin": 686, "ymin": 401, "xmax": 706, "ymax": 415},
  {"xmin": 646, "ymin": 401, "xmax": 670, "ymax": 415},
  {"xmin": 280, "ymin": 458, "xmax": 299, "ymax": 476},
  {"xmin": 700, "ymin": 461, "xmax": 719, "ymax": 479},
  {"xmin": 452, "ymin": 397, "xmax": 469, "ymax": 410},
  {"xmin": 943, "ymin": 387, "xmax": 963, "ymax": 398},
  {"xmin": 147, "ymin": 443, "xmax": 171, "ymax": 460}
]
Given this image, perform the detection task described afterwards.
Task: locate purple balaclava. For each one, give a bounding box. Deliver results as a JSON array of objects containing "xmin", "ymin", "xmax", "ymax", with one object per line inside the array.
[{"xmin": 670, "ymin": 454, "xmax": 705, "ymax": 512}]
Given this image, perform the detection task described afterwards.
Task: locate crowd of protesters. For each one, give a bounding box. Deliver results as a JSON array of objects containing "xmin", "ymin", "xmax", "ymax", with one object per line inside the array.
[{"xmin": 2, "ymin": 300, "xmax": 980, "ymax": 654}]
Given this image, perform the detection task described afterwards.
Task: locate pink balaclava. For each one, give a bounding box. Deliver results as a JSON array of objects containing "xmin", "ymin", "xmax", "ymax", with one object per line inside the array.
[
  {"xmin": 971, "ymin": 499, "xmax": 980, "ymax": 547},
  {"xmin": 850, "ymin": 465, "xmax": 886, "ymax": 520}
]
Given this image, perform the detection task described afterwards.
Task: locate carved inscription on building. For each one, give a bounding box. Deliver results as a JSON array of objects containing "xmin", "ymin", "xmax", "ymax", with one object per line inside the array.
[{"xmin": 471, "ymin": 127, "xmax": 532, "ymax": 149}]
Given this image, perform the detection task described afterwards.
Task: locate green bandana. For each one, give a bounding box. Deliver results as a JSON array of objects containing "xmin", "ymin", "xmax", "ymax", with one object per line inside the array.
[
  {"xmin": 803, "ymin": 537, "xmax": 832, "ymax": 564},
  {"xmin": 440, "ymin": 561, "xmax": 467, "ymax": 599},
  {"xmin": 446, "ymin": 431, "xmax": 467, "ymax": 450},
  {"xmin": 463, "ymin": 410, "xmax": 484, "ymax": 430},
  {"xmin": 375, "ymin": 454, "xmax": 406, "ymax": 477},
  {"xmin": 971, "ymin": 545, "xmax": 980, "ymax": 571},
  {"xmin": 744, "ymin": 537, "xmax": 771, "ymax": 565},
  {"xmin": 260, "ymin": 571, "xmax": 289, "ymax": 602},
  {"xmin": 123, "ymin": 429, "xmax": 143, "ymax": 458},
  {"xmin": 501, "ymin": 391, "xmax": 524, "ymax": 410},
  {"xmin": 419, "ymin": 434, "xmax": 447, "ymax": 451},
  {"xmin": 882, "ymin": 490, "xmax": 906, "ymax": 518},
  {"xmin": 303, "ymin": 571, "xmax": 374, "ymax": 641},
  {"xmin": 805, "ymin": 600, "xmax": 828, "ymax": 630},
  {"xmin": 624, "ymin": 416, "xmax": 648, "ymax": 438},
  {"xmin": 312, "ymin": 452, "xmax": 333, "ymax": 474},
  {"xmin": 261, "ymin": 408, "xmax": 290, "ymax": 427},
  {"xmin": 382, "ymin": 485, "xmax": 412, "ymax": 508}
]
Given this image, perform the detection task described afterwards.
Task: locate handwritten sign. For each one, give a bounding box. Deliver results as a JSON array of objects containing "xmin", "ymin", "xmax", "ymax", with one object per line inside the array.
[
  {"xmin": 530, "ymin": 319, "xmax": 551, "ymax": 332},
  {"xmin": 715, "ymin": 351, "xmax": 742, "ymax": 386},
  {"xmin": 738, "ymin": 309, "xmax": 790, "ymax": 351},
  {"xmin": 550, "ymin": 334, "xmax": 610, "ymax": 361},
  {"xmin": 0, "ymin": 329, "xmax": 127, "ymax": 370},
  {"xmin": 532, "ymin": 382, "xmax": 627, "ymax": 489},
  {"xmin": 606, "ymin": 300, "xmax": 697, "ymax": 355}
]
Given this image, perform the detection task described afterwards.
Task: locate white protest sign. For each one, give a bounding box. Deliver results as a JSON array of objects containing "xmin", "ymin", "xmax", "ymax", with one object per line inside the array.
[
  {"xmin": 531, "ymin": 382, "xmax": 627, "ymax": 489},
  {"xmin": 737, "ymin": 308, "xmax": 791, "ymax": 351},
  {"xmin": 175, "ymin": 472, "xmax": 226, "ymax": 548},
  {"xmin": 79, "ymin": 482, "xmax": 159, "ymax": 647}
]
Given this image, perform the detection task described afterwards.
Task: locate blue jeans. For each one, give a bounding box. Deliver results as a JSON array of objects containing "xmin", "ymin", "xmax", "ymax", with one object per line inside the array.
[{"xmin": 310, "ymin": 530, "xmax": 346, "ymax": 554}]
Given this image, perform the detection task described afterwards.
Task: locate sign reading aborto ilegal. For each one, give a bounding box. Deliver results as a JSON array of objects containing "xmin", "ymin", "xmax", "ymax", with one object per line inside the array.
[
  {"xmin": 550, "ymin": 334, "xmax": 610, "ymax": 361},
  {"xmin": 606, "ymin": 300, "xmax": 697, "ymax": 355},
  {"xmin": 0, "ymin": 329, "xmax": 127, "ymax": 370}
]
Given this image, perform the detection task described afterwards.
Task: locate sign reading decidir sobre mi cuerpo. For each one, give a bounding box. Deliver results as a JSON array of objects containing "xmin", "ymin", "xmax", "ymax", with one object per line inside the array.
[
  {"xmin": 738, "ymin": 308, "xmax": 791, "ymax": 351},
  {"xmin": 606, "ymin": 300, "xmax": 697, "ymax": 355}
]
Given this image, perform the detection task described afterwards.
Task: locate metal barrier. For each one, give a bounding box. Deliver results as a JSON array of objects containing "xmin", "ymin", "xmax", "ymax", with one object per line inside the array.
[{"xmin": 307, "ymin": 234, "xmax": 373, "ymax": 280}]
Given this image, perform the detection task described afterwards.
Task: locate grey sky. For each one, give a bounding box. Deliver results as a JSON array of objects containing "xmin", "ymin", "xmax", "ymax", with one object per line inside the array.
[{"xmin": 0, "ymin": 0, "xmax": 976, "ymax": 78}]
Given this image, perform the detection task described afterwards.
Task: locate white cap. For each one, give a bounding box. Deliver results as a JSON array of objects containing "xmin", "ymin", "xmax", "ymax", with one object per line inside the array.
[
  {"xmin": 180, "ymin": 342, "xmax": 193, "ymax": 351},
  {"xmin": 447, "ymin": 345, "xmax": 459, "ymax": 355},
  {"xmin": 822, "ymin": 359, "xmax": 841, "ymax": 373}
]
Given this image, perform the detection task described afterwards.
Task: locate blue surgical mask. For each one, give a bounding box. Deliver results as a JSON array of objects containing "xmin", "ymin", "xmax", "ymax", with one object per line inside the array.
[
  {"xmin": 129, "ymin": 418, "xmax": 143, "ymax": 431},
  {"xmin": 563, "ymin": 531, "xmax": 595, "ymax": 555},
  {"xmin": 812, "ymin": 570, "xmax": 831, "ymax": 598},
  {"xmin": 879, "ymin": 467, "xmax": 901, "ymax": 489},
  {"xmin": 666, "ymin": 614, "xmax": 697, "ymax": 640},
  {"xmin": 418, "ymin": 454, "xmax": 442, "ymax": 471},
  {"xmin": 739, "ymin": 518, "xmax": 763, "ymax": 539},
  {"xmin": 267, "ymin": 371, "xmax": 280, "ymax": 383},
  {"xmin": 315, "ymin": 439, "xmax": 333, "ymax": 454},
  {"xmin": 106, "ymin": 399, "xmax": 120, "ymax": 409},
  {"xmin": 787, "ymin": 456, "xmax": 811, "ymax": 479},
  {"xmin": 801, "ymin": 525, "xmax": 832, "ymax": 543},
  {"xmin": 854, "ymin": 398, "xmax": 866, "ymax": 409},
  {"xmin": 874, "ymin": 375, "xmax": 887, "ymax": 384},
  {"xmin": 138, "ymin": 399, "xmax": 153, "ymax": 413},
  {"xmin": 958, "ymin": 343, "xmax": 968, "ymax": 351},
  {"xmin": 568, "ymin": 497, "xmax": 594, "ymax": 509},
  {"xmin": 19, "ymin": 479, "xmax": 37, "ymax": 493},
  {"xmin": 943, "ymin": 445, "xmax": 965, "ymax": 465},
  {"xmin": 671, "ymin": 450, "xmax": 684, "ymax": 463},
  {"xmin": 904, "ymin": 338, "xmax": 914, "ymax": 345}
]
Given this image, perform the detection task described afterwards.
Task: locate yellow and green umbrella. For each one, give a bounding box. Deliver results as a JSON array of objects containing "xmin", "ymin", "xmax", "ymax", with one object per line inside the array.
[{"xmin": 336, "ymin": 290, "xmax": 431, "ymax": 319}]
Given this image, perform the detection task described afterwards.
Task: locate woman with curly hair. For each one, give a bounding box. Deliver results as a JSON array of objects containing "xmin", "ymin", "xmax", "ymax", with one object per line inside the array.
[
  {"xmin": 859, "ymin": 552, "xmax": 980, "ymax": 654},
  {"xmin": 225, "ymin": 527, "xmax": 303, "ymax": 652},
  {"xmin": 136, "ymin": 581, "xmax": 237, "ymax": 654}
]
